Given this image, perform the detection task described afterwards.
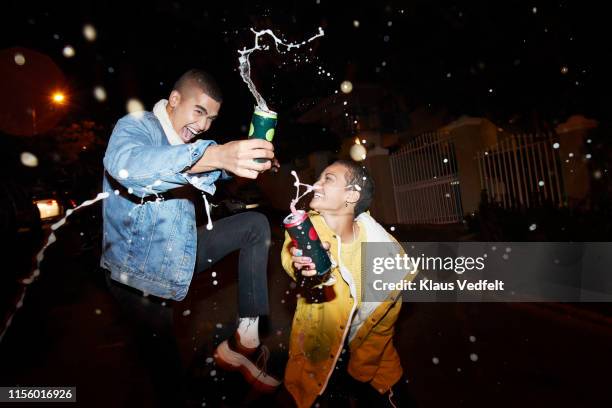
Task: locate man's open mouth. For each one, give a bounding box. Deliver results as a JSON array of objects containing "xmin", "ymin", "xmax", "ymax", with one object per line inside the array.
[{"xmin": 180, "ymin": 126, "xmax": 199, "ymax": 141}]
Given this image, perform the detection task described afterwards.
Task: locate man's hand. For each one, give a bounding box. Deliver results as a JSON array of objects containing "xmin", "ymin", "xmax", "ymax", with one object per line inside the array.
[
  {"xmin": 187, "ymin": 139, "xmax": 275, "ymax": 178},
  {"xmin": 290, "ymin": 241, "xmax": 331, "ymax": 277},
  {"xmin": 270, "ymin": 158, "xmax": 280, "ymax": 174}
]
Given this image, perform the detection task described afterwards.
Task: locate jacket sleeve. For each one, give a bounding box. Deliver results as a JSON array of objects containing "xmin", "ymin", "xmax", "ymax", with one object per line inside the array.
[
  {"xmin": 368, "ymin": 298, "xmax": 404, "ymax": 392},
  {"xmin": 103, "ymin": 115, "xmax": 221, "ymax": 196},
  {"xmin": 348, "ymin": 298, "xmax": 403, "ymax": 391},
  {"xmin": 281, "ymin": 230, "xmax": 298, "ymax": 281}
]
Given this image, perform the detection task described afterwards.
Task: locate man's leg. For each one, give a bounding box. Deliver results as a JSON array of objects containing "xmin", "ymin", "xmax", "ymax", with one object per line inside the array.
[
  {"xmin": 104, "ymin": 271, "xmax": 187, "ymax": 407},
  {"xmin": 195, "ymin": 211, "xmax": 270, "ymax": 318},
  {"xmin": 195, "ymin": 211, "xmax": 279, "ymax": 392}
]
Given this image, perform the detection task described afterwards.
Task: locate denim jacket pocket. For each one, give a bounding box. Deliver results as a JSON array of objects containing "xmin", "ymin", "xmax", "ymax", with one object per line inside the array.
[{"xmin": 121, "ymin": 202, "xmax": 147, "ymax": 275}]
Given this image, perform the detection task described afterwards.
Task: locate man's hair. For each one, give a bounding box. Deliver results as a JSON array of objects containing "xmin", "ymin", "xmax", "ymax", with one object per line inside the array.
[
  {"xmin": 173, "ymin": 69, "xmax": 223, "ymax": 103},
  {"xmin": 335, "ymin": 159, "xmax": 375, "ymax": 217}
]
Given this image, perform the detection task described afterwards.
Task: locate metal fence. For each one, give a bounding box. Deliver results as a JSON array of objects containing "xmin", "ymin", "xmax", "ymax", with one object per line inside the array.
[
  {"xmin": 476, "ymin": 133, "xmax": 565, "ymax": 209},
  {"xmin": 390, "ymin": 132, "xmax": 464, "ymax": 224}
]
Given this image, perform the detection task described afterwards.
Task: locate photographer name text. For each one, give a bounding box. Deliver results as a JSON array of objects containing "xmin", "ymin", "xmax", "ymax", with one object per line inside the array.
[{"xmin": 372, "ymin": 279, "xmax": 505, "ymax": 292}]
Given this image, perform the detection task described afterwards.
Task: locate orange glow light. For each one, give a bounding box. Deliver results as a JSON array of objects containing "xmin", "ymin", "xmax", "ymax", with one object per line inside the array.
[{"xmin": 51, "ymin": 92, "xmax": 66, "ymax": 104}]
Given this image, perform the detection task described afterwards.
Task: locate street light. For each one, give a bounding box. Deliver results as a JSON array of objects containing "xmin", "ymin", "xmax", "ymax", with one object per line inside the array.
[
  {"xmin": 51, "ymin": 91, "xmax": 66, "ymax": 105},
  {"xmin": 30, "ymin": 91, "xmax": 67, "ymax": 135}
]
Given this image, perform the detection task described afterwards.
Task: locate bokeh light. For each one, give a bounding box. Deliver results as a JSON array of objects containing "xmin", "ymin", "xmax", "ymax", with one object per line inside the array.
[
  {"xmin": 350, "ymin": 143, "xmax": 367, "ymax": 162},
  {"xmin": 20, "ymin": 152, "xmax": 38, "ymax": 167},
  {"xmin": 62, "ymin": 45, "xmax": 75, "ymax": 58},
  {"xmin": 93, "ymin": 86, "xmax": 107, "ymax": 102},
  {"xmin": 340, "ymin": 80, "xmax": 353, "ymax": 94},
  {"xmin": 14, "ymin": 53, "xmax": 26, "ymax": 66},
  {"xmin": 83, "ymin": 24, "xmax": 97, "ymax": 41}
]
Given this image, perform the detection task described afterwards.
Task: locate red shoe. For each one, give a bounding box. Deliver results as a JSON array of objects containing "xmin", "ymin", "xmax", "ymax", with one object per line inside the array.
[{"xmin": 214, "ymin": 333, "xmax": 281, "ymax": 393}]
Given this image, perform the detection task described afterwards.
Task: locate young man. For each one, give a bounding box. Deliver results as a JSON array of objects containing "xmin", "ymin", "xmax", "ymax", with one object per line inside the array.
[
  {"xmin": 281, "ymin": 160, "xmax": 416, "ymax": 407},
  {"xmin": 101, "ymin": 69, "xmax": 281, "ymax": 404}
]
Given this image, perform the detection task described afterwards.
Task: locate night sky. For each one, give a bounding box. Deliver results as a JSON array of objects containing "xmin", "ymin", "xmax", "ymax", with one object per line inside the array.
[{"xmin": 2, "ymin": 0, "xmax": 608, "ymax": 142}]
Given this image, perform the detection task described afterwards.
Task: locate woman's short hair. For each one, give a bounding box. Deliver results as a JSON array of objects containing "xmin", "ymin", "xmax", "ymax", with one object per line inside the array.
[{"xmin": 335, "ymin": 159, "xmax": 374, "ymax": 217}]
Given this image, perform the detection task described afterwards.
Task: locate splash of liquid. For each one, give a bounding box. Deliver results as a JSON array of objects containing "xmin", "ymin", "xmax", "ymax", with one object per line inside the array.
[
  {"xmin": 288, "ymin": 171, "xmax": 363, "ymax": 216},
  {"xmin": 0, "ymin": 192, "xmax": 110, "ymax": 343},
  {"xmin": 289, "ymin": 170, "xmax": 315, "ymax": 215},
  {"xmin": 238, "ymin": 27, "xmax": 325, "ymax": 112},
  {"xmin": 201, "ymin": 192, "xmax": 213, "ymax": 230},
  {"xmin": 26, "ymin": 192, "xmax": 111, "ymax": 285}
]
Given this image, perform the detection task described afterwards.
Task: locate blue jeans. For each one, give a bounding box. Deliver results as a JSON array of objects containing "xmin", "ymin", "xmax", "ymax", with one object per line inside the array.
[{"xmin": 195, "ymin": 211, "xmax": 271, "ymax": 317}]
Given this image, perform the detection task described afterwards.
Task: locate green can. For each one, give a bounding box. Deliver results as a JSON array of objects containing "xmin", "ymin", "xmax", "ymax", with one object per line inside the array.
[{"xmin": 248, "ymin": 107, "xmax": 277, "ymax": 163}]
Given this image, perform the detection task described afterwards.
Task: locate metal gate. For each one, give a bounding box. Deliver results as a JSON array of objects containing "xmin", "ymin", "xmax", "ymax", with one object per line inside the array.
[
  {"xmin": 476, "ymin": 133, "xmax": 564, "ymax": 209},
  {"xmin": 390, "ymin": 132, "xmax": 463, "ymax": 224}
]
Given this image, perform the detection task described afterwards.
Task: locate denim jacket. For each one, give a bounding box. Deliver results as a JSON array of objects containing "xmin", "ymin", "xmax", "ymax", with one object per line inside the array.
[{"xmin": 100, "ymin": 111, "xmax": 224, "ymax": 300}]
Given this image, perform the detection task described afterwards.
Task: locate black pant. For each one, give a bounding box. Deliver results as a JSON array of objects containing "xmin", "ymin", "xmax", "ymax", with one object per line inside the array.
[
  {"xmin": 105, "ymin": 271, "xmax": 186, "ymax": 408},
  {"xmin": 195, "ymin": 211, "xmax": 271, "ymax": 317},
  {"xmin": 105, "ymin": 211, "xmax": 272, "ymax": 406}
]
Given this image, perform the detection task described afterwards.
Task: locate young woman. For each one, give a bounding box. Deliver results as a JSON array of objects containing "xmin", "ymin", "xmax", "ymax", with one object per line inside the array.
[{"xmin": 281, "ymin": 160, "xmax": 414, "ymax": 407}]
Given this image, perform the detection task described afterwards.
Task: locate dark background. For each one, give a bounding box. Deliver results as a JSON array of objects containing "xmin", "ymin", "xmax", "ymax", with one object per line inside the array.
[
  {"xmin": 1, "ymin": 1, "xmax": 611, "ymax": 407},
  {"xmin": 2, "ymin": 0, "xmax": 608, "ymax": 144}
]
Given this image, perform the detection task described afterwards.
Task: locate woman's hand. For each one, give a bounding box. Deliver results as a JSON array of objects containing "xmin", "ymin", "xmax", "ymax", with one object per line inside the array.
[{"xmin": 289, "ymin": 241, "xmax": 331, "ymax": 277}]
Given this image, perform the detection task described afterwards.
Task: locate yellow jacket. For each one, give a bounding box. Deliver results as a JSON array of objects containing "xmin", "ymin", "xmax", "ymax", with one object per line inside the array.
[{"xmin": 281, "ymin": 211, "xmax": 415, "ymax": 408}]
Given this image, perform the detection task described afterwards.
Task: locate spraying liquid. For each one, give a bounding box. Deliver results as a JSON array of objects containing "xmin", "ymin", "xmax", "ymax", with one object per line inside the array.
[
  {"xmin": 25, "ymin": 192, "xmax": 110, "ymax": 284},
  {"xmin": 0, "ymin": 192, "xmax": 110, "ymax": 343},
  {"xmin": 238, "ymin": 27, "xmax": 325, "ymax": 112},
  {"xmin": 289, "ymin": 170, "xmax": 315, "ymax": 215},
  {"xmin": 288, "ymin": 171, "xmax": 363, "ymax": 215}
]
